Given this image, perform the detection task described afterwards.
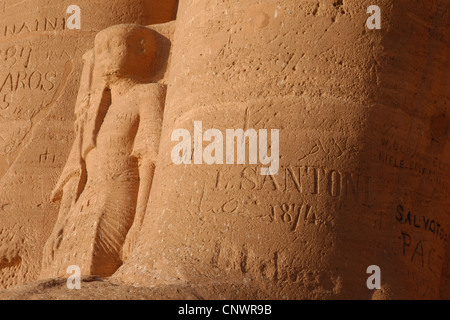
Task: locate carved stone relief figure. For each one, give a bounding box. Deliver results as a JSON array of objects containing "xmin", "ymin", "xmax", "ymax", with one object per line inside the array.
[{"xmin": 40, "ymin": 24, "xmax": 166, "ymax": 278}]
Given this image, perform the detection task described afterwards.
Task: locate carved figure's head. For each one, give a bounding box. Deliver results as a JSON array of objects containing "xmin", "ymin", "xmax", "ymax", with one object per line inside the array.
[{"xmin": 94, "ymin": 24, "xmax": 156, "ymax": 81}]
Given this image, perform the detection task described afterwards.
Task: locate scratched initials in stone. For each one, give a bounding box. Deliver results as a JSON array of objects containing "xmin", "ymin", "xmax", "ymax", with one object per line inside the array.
[{"xmin": 39, "ymin": 149, "xmax": 55, "ymax": 163}]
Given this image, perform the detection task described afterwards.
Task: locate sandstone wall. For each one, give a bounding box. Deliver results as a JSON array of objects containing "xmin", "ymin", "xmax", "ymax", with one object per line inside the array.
[
  {"xmin": 0, "ymin": 0, "xmax": 178, "ymax": 289},
  {"xmin": 116, "ymin": 0, "xmax": 450, "ymax": 299}
]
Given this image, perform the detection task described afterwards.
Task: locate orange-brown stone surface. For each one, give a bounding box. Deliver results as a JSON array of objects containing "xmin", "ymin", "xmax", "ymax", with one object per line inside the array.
[
  {"xmin": 0, "ymin": 0, "xmax": 177, "ymax": 289},
  {"xmin": 115, "ymin": 0, "xmax": 450, "ymax": 300},
  {"xmin": 0, "ymin": 0, "xmax": 448, "ymax": 300}
]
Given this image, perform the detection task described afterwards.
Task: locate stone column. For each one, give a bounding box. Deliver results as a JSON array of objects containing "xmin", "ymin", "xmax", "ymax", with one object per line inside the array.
[
  {"xmin": 116, "ymin": 0, "xmax": 449, "ymax": 299},
  {"xmin": 0, "ymin": 0, "xmax": 178, "ymax": 288}
]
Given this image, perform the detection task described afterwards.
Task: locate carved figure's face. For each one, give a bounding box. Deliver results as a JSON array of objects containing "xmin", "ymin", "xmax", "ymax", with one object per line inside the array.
[{"xmin": 94, "ymin": 25, "xmax": 156, "ymax": 80}]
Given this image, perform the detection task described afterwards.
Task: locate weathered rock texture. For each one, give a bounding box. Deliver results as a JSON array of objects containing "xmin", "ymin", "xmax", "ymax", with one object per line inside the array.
[
  {"xmin": 40, "ymin": 24, "xmax": 168, "ymax": 279},
  {"xmin": 0, "ymin": 0, "xmax": 178, "ymax": 289},
  {"xmin": 114, "ymin": 0, "xmax": 450, "ymax": 300},
  {"xmin": 0, "ymin": 0, "xmax": 449, "ymax": 300}
]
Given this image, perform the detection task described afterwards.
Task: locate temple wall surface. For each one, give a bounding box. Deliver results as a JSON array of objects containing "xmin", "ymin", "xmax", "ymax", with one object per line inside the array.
[
  {"xmin": 0, "ymin": 0, "xmax": 178, "ymax": 289},
  {"xmin": 116, "ymin": 0, "xmax": 450, "ymax": 299}
]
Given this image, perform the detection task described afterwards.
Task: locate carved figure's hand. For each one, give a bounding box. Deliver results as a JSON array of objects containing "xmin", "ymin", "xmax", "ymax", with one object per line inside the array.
[
  {"xmin": 43, "ymin": 177, "xmax": 79, "ymax": 267},
  {"xmin": 51, "ymin": 176, "xmax": 79, "ymax": 206},
  {"xmin": 122, "ymin": 224, "xmax": 141, "ymax": 262},
  {"xmin": 41, "ymin": 224, "xmax": 65, "ymax": 269}
]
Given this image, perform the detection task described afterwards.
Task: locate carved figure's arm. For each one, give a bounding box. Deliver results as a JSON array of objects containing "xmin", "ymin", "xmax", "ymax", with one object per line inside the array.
[
  {"xmin": 122, "ymin": 84, "xmax": 165, "ymax": 259},
  {"xmin": 50, "ymin": 132, "xmax": 82, "ymax": 203},
  {"xmin": 52, "ymin": 50, "xmax": 95, "ymax": 203},
  {"xmin": 133, "ymin": 159, "xmax": 155, "ymax": 234},
  {"xmin": 131, "ymin": 84, "xmax": 166, "ymax": 232}
]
